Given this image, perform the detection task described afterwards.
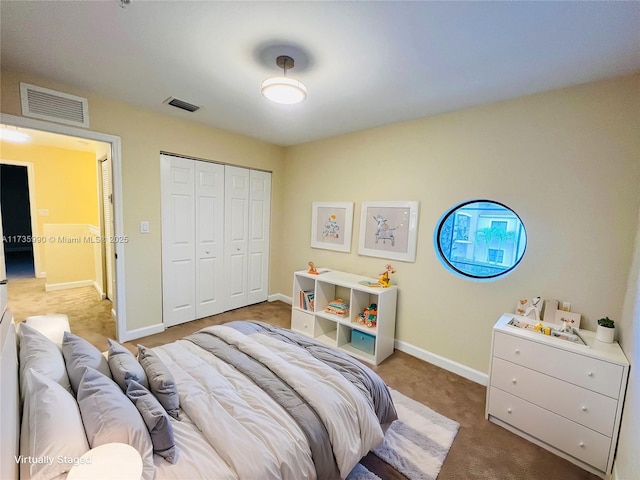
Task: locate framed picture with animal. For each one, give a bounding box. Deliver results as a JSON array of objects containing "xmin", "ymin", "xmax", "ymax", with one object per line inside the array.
[{"xmin": 358, "ymin": 201, "xmax": 419, "ymax": 262}]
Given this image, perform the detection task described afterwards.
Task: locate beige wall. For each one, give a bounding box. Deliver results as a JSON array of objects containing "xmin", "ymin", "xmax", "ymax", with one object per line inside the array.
[
  {"xmin": 1, "ymin": 70, "xmax": 285, "ymax": 334},
  {"xmin": 615, "ymin": 207, "xmax": 640, "ymax": 479},
  {"xmin": 280, "ymin": 74, "xmax": 640, "ymax": 373}
]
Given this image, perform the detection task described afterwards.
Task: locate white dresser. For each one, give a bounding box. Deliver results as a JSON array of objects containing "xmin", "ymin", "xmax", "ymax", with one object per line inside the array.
[{"xmin": 486, "ymin": 314, "xmax": 629, "ymax": 477}]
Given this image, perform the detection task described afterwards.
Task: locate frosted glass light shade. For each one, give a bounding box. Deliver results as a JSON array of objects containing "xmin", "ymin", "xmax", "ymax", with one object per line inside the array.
[{"xmin": 261, "ymin": 77, "xmax": 307, "ymax": 104}]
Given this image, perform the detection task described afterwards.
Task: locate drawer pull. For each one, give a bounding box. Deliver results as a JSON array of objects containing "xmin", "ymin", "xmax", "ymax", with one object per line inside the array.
[
  {"xmin": 579, "ymin": 442, "xmax": 585, "ymax": 448},
  {"xmin": 581, "ymin": 406, "xmax": 587, "ymax": 412},
  {"xmin": 587, "ymin": 371, "xmax": 594, "ymax": 377},
  {"xmin": 511, "ymin": 378, "xmax": 517, "ymax": 384},
  {"xmin": 514, "ymin": 349, "xmax": 520, "ymax": 355},
  {"xmin": 507, "ymin": 408, "xmax": 512, "ymax": 414}
]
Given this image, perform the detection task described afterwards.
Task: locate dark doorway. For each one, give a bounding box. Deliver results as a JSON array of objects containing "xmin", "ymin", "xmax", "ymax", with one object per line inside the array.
[{"xmin": 0, "ymin": 164, "xmax": 35, "ymax": 278}]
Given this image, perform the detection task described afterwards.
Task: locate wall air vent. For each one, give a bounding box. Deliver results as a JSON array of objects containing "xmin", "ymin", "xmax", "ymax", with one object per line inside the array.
[
  {"xmin": 164, "ymin": 97, "xmax": 201, "ymax": 113},
  {"xmin": 20, "ymin": 83, "xmax": 90, "ymax": 128}
]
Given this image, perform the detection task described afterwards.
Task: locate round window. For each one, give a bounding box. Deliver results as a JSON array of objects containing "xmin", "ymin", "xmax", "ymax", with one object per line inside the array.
[{"xmin": 435, "ymin": 200, "xmax": 527, "ymax": 279}]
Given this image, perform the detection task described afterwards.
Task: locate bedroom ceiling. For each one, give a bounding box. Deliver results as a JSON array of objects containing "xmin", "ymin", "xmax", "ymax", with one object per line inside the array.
[{"xmin": 1, "ymin": 1, "xmax": 639, "ymax": 147}]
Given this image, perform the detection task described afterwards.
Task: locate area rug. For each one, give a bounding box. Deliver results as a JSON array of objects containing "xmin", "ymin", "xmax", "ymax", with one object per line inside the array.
[{"xmin": 347, "ymin": 389, "xmax": 460, "ymax": 480}]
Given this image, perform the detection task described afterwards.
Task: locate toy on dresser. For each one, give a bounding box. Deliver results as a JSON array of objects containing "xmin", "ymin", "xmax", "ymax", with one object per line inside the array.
[{"xmin": 357, "ymin": 303, "xmax": 378, "ymax": 328}]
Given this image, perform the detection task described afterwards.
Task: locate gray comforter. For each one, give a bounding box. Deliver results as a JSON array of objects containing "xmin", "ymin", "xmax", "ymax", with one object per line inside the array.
[{"xmin": 181, "ymin": 321, "xmax": 397, "ymax": 480}]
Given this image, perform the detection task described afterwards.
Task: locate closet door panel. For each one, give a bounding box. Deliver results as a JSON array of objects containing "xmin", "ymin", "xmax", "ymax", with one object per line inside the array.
[
  {"xmin": 247, "ymin": 170, "xmax": 271, "ymax": 304},
  {"xmin": 195, "ymin": 162, "xmax": 225, "ymax": 318},
  {"xmin": 161, "ymin": 155, "xmax": 196, "ymax": 327},
  {"xmin": 224, "ymin": 166, "xmax": 249, "ymax": 310}
]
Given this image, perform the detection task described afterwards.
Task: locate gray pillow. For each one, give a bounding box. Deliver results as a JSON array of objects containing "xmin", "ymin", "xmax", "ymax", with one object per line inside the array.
[
  {"xmin": 62, "ymin": 331, "xmax": 112, "ymax": 394},
  {"xmin": 108, "ymin": 338, "xmax": 148, "ymax": 391},
  {"xmin": 126, "ymin": 379, "xmax": 177, "ymax": 464},
  {"xmin": 137, "ymin": 345, "xmax": 180, "ymax": 419},
  {"xmin": 19, "ymin": 323, "xmax": 71, "ymax": 398},
  {"xmin": 76, "ymin": 367, "xmax": 155, "ymax": 480}
]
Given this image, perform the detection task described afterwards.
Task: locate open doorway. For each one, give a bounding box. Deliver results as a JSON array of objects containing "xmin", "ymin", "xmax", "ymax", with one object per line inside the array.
[
  {"xmin": 0, "ymin": 124, "xmax": 117, "ymax": 342},
  {"xmin": 0, "ymin": 164, "xmax": 35, "ymax": 279}
]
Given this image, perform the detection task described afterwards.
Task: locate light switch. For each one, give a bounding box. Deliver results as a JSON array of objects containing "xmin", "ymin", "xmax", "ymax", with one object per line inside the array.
[{"xmin": 140, "ymin": 221, "xmax": 150, "ymax": 234}]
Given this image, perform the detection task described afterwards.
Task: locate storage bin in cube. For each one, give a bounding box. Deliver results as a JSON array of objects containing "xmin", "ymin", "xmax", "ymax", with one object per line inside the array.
[{"xmin": 350, "ymin": 330, "xmax": 376, "ymax": 355}]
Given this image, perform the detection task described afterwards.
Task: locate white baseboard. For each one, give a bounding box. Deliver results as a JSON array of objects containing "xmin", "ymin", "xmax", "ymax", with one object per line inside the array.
[
  {"xmin": 45, "ymin": 279, "xmax": 93, "ymax": 292},
  {"xmin": 117, "ymin": 322, "xmax": 164, "ymax": 343},
  {"xmin": 37, "ymin": 271, "xmax": 46, "ymax": 279},
  {"xmin": 394, "ymin": 339, "xmax": 488, "ymax": 386},
  {"xmin": 269, "ymin": 293, "xmax": 292, "ymax": 304},
  {"xmin": 93, "ymin": 281, "xmax": 106, "ymax": 300}
]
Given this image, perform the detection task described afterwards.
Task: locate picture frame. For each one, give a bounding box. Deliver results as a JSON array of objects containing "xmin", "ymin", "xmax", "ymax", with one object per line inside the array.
[
  {"xmin": 555, "ymin": 310, "xmax": 581, "ymax": 330},
  {"xmin": 358, "ymin": 201, "xmax": 419, "ymax": 262},
  {"xmin": 310, "ymin": 202, "xmax": 354, "ymax": 253}
]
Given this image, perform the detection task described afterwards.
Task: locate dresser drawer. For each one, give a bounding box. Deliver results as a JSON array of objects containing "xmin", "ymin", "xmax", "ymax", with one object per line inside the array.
[
  {"xmin": 490, "ymin": 358, "xmax": 618, "ymax": 436},
  {"xmin": 488, "ymin": 387, "xmax": 610, "ymax": 472},
  {"xmin": 493, "ymin": 332, "xmax": 623, "ymax": 398},
  {"xmin": 291, "ymin": 309, "xmax": 314, "ymax": 337}
]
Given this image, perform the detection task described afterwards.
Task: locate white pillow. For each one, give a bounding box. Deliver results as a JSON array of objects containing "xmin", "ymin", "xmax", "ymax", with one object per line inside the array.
[
  {"xmin": 22, "ymin": 368, "xmax": 89, "ymax": 480},
  {"xmin": 76, "ymin": 367, "xmax": 156, "ymax": 480},
  {"xmin": 19, "ymin": 323, "xmax": 71, "ymax": 399}
]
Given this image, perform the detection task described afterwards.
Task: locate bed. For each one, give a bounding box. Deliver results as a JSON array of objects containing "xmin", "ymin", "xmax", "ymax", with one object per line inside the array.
[{"xmin": 2, "ymin": 313, "xmax": 398, "ymax": 480}]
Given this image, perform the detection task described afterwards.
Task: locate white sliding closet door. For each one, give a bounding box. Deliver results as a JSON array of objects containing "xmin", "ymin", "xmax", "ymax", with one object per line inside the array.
[
  {"xmin": 224, "ymin": 166, "xmax": 249, "ymax": 310},
  {"xmin": 224, "ymin": 166, "xmax": 271, "ymax": 309},
  {"xmin": 161, "ymin": 155, "xmax": 196, "ymax": 327},
  {"xmin": 195, "ymin": 161, "xmax": 225, "ymax": 318},
  {"xmin": 162, "ymin": 157, "xmax": 270, "ymax": 327},
  {"xmin": 247, "ymin": 170, "xmax": 271, "ymax": 305}
]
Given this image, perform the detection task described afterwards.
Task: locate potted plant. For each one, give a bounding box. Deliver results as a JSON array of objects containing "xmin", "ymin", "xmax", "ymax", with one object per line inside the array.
[{"xmin": 596, "ymin": 317, "xmax": 615, "ymax": 343}]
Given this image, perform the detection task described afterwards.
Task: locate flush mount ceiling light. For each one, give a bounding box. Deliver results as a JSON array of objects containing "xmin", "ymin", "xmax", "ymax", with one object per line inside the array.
[
  {"xmin": 261, "ymin": 55, "xmax": 307, "ymax": 105},
  {"xmin": 0, "ymin": 125, "xmax": 30, "ymax": 143}
]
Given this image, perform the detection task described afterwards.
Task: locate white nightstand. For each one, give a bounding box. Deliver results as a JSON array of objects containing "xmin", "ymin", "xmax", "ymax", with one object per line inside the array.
[{"xmin": 67, "ymin": 443, "xmax": 142, "ymax": 480}]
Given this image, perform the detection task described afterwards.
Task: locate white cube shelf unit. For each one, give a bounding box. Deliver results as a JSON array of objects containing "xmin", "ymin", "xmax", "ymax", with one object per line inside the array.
[{"xmin": 291, "ymin": 269, "xmax": 397, "ymax": 365}]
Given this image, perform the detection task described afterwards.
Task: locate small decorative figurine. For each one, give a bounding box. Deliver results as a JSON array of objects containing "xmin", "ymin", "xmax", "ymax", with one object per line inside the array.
[
  {"xmin": 378, "ymin": 264, "xmax": 396, "ymax": 288},
  {"xmin": 307, "ymin": 262, "xmax": 318, "ymax": 275}
]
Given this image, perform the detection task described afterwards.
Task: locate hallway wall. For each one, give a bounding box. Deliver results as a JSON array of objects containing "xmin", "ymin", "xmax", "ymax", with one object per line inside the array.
[{"xmin": 0, "ymin": 140, "xmax": 99, "ymax": 282}]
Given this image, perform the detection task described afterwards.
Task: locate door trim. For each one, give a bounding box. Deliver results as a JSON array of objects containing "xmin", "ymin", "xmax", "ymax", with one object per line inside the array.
[{"xmin": 0, "ymin": 113, "xmax": 128, "ymax": 341}]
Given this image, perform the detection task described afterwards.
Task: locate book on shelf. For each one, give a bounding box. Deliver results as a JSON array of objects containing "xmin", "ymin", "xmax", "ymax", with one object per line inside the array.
[{"xmin": 300, "ymin": 289, "xmax": 315, "ymax": 311}]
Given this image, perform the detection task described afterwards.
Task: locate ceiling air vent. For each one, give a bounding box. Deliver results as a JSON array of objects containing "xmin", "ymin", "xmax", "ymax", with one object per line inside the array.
[
  {"xmin": 164, "ymin": 97, "xmax": 201, "ymax": 113},
  {"xmin": 20, "ymin": 83, "xmax": 90, "ymax": 128}
]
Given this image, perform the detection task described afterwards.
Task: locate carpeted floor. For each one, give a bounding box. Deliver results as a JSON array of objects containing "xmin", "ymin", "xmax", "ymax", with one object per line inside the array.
[
  {"xmin": 7, "ymin": 279, "xmax": 599, "ymax": 479},
  {"xmin": 7, "ymin": 277, "xmax": 115, "ymax": 348}
]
